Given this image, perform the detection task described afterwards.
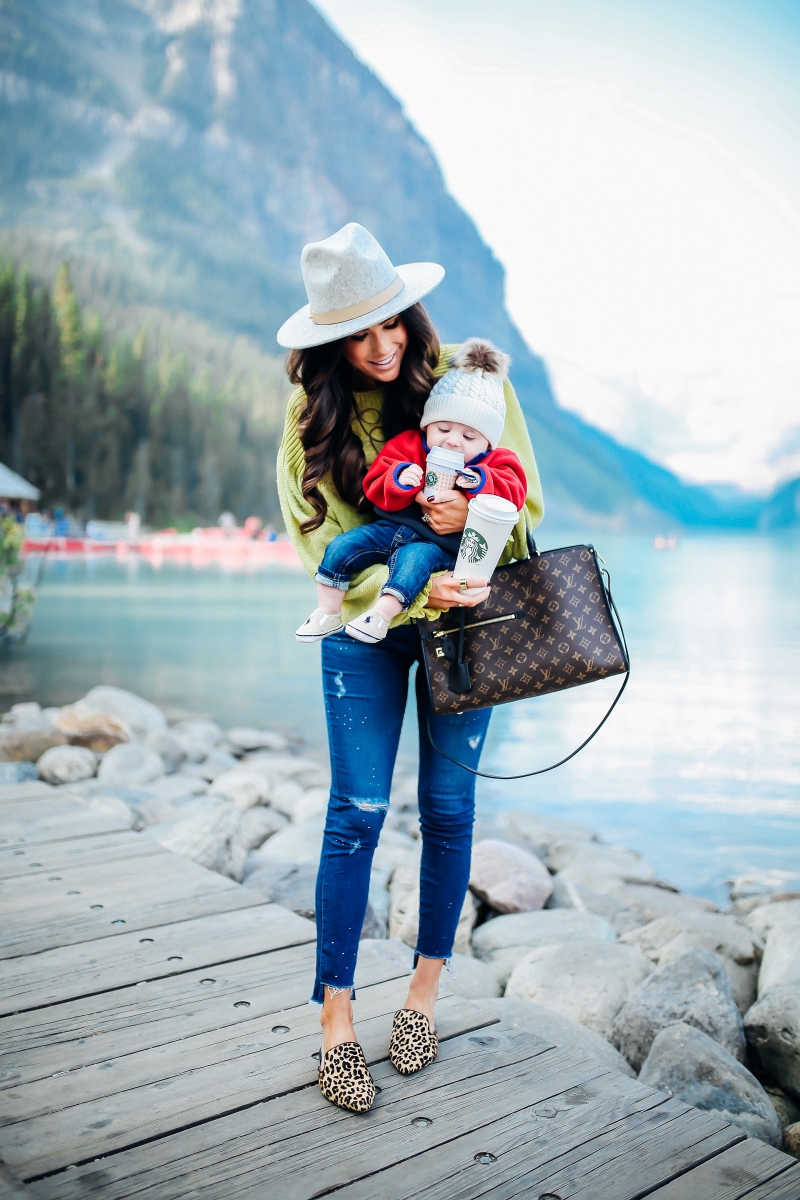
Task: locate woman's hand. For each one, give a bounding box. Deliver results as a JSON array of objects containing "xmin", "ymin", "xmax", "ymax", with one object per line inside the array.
[
  {"xmin": 416, "ymin": 489, "xmax": 469, "ymax": 535},
  {"xmin": 428, "ymin": 572, "xmax": 491, "ymax": 610}
]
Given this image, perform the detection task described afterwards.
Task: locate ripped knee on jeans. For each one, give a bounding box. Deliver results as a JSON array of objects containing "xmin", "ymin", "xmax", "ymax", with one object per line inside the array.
[{"xmin": 348, "ymin": 795, "xmax": 389, "ymax": 813}]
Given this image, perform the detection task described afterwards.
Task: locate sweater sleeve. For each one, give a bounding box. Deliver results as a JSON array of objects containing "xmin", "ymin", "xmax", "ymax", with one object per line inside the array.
[
  {"xmin": 497, "ymin": 379, "xmax": 545, "ymax": 561},
  {"xmin": 362, "ymin": 431, "xmax": 424, "ymax": 510},
  {"xmin": 276, "ymin": 390, "xmax": 444, "ymax": 623},
  {"xmin": 462, "ymin": 449, "xmax": 528, "ymax": 509}
]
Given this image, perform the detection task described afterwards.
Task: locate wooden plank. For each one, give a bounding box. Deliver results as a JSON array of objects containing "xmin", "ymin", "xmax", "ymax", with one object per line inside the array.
[
  {"xmin": 643, "ymin": 1139, "xmax": 798, "ymax": 1199},
  {"xmin": 0, "ymin": 783, "xmax": 54, "ymax": 805},
  {"xmin": 0, "ymin": 800, "xmax": 128, "ymax": 847},
  {"xmin": 0, "ymin": 1157, "xmax": 32, "ymax": 1197},
  {"xmin": 0, "ymin": 986, "xmax": 497, "ymax": 1179},
  {"xmin": 0, "ymin": 832, "xmax": 168, "ymax": 880},
  {"xmin": 0, "ymin": 856, "xmax": 268, "ymax": 959},
  {"xmin": 0, "ymin": 939, "xmax": 410, "ymax": 1091},
  {"xmin": 742, "ymin": 1165, "xmax": 800, "ymax": 1199},
  {"xmin": 0, "ymin": 905, "xmax": 315, "ymax": 1014}
]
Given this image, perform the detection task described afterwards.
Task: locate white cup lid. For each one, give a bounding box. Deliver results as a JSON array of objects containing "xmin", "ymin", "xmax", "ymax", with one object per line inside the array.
[
  {"xmin": 468, "ymin": 493, "xmax": 519, "ymax": 523},
  {"xmin": 426, "ymin": 446, "xmax": 464, "ymax": 470}
]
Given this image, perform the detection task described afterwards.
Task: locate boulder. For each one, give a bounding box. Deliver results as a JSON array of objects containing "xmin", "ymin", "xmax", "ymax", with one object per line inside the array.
[
  {"xmin": 784, "ymin": 1123, "xmax": 800, "ymax": 1159},
  {"xmin": 292, "ymin": 786, "xmax": 329, "ymax": 824},
  {"xmin": 358, "ymin": 938, "xmax": 414, "ymax": 974},
  {"xmin": 236, "ymin": 805, "xmax": 287, "ymax": 851},
  {"xmin": 546, "ymin": 876, "xmax": 644, "ymax": 936},
  {"xmin": 181, "ymin": 748, "xmax": 238, "ymax": 782},
  {"xmin": 98, "ymin": 743, "xmax": 166, "ymax": 787},
  {"xmin": 53, "ymin": 705, "xmax": 130, "ymax": 752},
  {"xmin": 445, "ymin": 953, "xmax": 501, "ymax": 999},
  {"xmin": 226, "ymin": 727, "xmax": 289, "ymax": 752},
  {"xmin": 142, "ymin": 794, "xmax": 244, "ymax": 880},
  {"xmin": 765, "ymin": 1086, "xmax": 800, "ymax": 1132},
  {"xmin": 639, "ymin": 1024, "xmax": 781, "ymax": 1147},
  {"xmin": 746, "ymin": 900, "xmax": 800, "ymax": 944},
  {"xmin": 269, "ymin": 780, "xmax": 305, "ymax": 820},
  {"xmin": 143, "ymin": 729, "xmax": 186, "ymax": 774},
  {"xmin": 244, "ymin": 861, "xmax": 317, "ymax": 918},
  {"xmin": 74, "ymin": 789, "xmax": 141, "ymax": 830},
  {"xmin": 611, "ymin": 947, "xmax": 746, "ymax": 1071},
  {"xmin": 505, "ymin": 941, "xmax": 653, "ymax": 1041},
  {"xmin": 472, "ymin": 909, "xmax": 617, "ymax": 962},
  {"xmin": 480, "ymin": 997, "xmax": 635, "ymax": 1079},
  {"xmin": 360, "ymin": 899, "xmax": 387, "ymax": 939},
  {"xmin": 758, "ymin": 922, "xmax": 800, "ymax": 996},
  {"xmin": 146, "ymin": 774, "xmax": 207, "ymax": 802},
  {"xmin": 0, "ymin": 761, "xmax": 38, "ymax": 784},
  {"xmin": 608, "ymin": 882, "xmax": 717, "ymax": 922},
  {"xmin": 495, "ymin": 809, "xmax": 597, "ymax": 858},
  {"xmin": 168, "ymin": 731, "xmax": 210, "ymax": 763},
  {"xmin": 0, "ymin": 720, "xmax": 66, "ymax": 762},
  {"xmin": 390, "ymin": 858, "xmax": 475, "ymax": 953},
  {"xmin": 80, "ymin": 686, "xmax": 166, "ymax": 739},
  {"xmin": 253, "ymin": 816, "xmax": 325, "ymax": 866},
  {"xmin": 745, "ymin": 985, "xmax": 800, "ymax": 1099},
  {"xmin": 469, "ymin": 839, "xmax": 553, "ymax": 913},
  {"xmin": 36, "ymin": 745, "xmax": 96, "ymax": 785},
  {"xmin": 240, "ymin": 752, "xmax": 323, "ymax": 786},
  {"xmin": 210, "ymin": 769, "xmax": 270, "ymax": 812},
  {"xmin": 170, "ymin": 719, "xmax": 222, "ymax": 748},
  {"xmin": 550, "ymin": 844, "xmax": 658, "ymax": 888},
  {"xmin": 620, "ymin": 912, "xmax": 762, "ymax": 1013}
]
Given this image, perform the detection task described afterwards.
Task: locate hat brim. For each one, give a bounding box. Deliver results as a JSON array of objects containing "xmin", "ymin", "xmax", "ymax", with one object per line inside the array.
[{"xmin": 276, "ymin": 262, "xmax": 445, "ymax": 349}]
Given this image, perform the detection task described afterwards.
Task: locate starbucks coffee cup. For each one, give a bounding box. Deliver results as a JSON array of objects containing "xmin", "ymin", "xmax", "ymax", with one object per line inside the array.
[
  {"xmin": 453, "ymin": 494, "xmax": 520, "ymax": 594},
  {"xmin": 424, "ymin": 446, "xmax": 464, "ymax": 501}
]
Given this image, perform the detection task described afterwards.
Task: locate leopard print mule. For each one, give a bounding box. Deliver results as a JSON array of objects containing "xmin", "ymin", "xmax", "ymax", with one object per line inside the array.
[
  {"xmin": 318, "ymin": 1041, "xmax": 376, "ymax": 1112},
  {"xmin": 388, "ymin": 1008, "xmax": 439, "ymax": 1075}
]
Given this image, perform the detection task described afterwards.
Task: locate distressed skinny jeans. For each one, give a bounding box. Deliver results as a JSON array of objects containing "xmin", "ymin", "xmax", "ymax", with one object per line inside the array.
[{"xmin": 311, "ymin": 624, "xmax": 491, "ymax": 1004}]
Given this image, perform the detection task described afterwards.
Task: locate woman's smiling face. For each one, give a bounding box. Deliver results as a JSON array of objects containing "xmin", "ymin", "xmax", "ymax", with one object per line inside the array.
[{"xmin": 343, "ymin": 316, "xmax": 408, "ymax": 384}]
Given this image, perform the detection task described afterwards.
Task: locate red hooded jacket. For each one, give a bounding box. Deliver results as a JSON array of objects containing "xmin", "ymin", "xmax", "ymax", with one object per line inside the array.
[{"xmin": 362, "ymin": 428, "xmax": 527, "ymax": 512}]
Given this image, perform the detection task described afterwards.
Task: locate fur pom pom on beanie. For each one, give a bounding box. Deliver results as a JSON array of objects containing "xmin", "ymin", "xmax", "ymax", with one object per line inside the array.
[{"xmin": 421, "ymin": 338, "xmax": 511, "ymax": 448}]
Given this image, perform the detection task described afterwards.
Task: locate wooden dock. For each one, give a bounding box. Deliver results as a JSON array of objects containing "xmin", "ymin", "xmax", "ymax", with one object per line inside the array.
[{"xmin": 1, "ymin": 780, "xmax": 799, "ymax": 1199}]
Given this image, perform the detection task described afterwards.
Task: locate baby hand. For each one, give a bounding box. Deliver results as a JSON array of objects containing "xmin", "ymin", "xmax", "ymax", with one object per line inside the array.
[
  {"xmin": 398, "ymin": 463, "xmax": 423, "ymax": 488},
  {"xmin": 456, "ymin": 469, "xmax": 481, "ymax": 489}
]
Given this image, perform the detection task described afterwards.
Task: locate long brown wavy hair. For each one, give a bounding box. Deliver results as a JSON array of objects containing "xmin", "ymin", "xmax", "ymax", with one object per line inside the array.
[{"xmin": 287, "ymin": 303, "xmax": 440, "ymax": 534}]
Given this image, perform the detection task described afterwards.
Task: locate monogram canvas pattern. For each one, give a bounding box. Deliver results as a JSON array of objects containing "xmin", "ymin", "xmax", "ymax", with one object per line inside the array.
[{"xmin": 418, "ymin": 545, "xmax": 628, "ymax": 715}]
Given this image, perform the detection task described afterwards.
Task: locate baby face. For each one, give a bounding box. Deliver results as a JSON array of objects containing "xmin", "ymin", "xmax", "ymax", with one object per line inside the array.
[{"xmin": 425, "ymin": 420, "xmax": 490, "ymax": 458}]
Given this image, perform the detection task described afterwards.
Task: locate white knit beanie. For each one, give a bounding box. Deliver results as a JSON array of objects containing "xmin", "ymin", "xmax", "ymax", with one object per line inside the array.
[{"xmin": 421, "ymin": 339, "xmax": 510, "ymax": 448}]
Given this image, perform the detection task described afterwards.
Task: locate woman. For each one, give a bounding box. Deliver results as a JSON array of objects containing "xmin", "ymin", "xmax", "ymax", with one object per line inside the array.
[{"xmin": 277, "ymin": 223, "xmax": 543, "ymax": 1112}]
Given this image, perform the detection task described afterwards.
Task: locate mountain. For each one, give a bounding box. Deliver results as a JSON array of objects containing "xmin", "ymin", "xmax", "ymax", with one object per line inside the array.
[{"xmin": 0, "ymin": 0, "xmax": 772, "ymax": 527}]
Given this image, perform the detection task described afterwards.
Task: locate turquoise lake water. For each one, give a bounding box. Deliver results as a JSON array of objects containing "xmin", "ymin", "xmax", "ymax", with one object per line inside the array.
[{"xmin": 4, "ymin": 531, "xmax": 799, "ymax": 905}]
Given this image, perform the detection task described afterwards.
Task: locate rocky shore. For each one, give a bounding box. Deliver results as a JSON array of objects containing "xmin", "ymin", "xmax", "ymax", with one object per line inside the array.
[{"xmin": 3, "ymin": 687, "xmax": 799, "ymax": 1155}]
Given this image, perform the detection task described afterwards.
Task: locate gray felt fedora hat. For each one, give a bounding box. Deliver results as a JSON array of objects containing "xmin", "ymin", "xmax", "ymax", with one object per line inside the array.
[{"xmin": 276, "ymin": 223, "xmax": 445, "ymax": 349}]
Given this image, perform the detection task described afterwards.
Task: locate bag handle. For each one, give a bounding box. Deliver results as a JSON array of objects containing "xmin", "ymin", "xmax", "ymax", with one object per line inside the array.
[{"xmin": 424, "ymin": 563, "xmax": 630, "ymax": 780}]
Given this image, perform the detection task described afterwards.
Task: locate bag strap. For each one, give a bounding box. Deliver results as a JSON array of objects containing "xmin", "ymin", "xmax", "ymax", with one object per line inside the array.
[{"xmin": 424, "ymin": 563, "xmax": 630, "ymax": 780}]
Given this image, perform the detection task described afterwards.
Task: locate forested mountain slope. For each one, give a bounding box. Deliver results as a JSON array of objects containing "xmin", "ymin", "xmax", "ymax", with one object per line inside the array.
[{"xmin": 0, "ymin": 0, "xmax": 765, "ymax": 526}]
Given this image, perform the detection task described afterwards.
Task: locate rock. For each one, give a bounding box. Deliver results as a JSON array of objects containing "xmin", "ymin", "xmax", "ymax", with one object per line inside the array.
[
  {"xmin": 608, "ymin": 882, "xmax": 718, "ymax": 922},
  {"xmin": 244, "ymin": 861, "xmax": 317, "ymax": 918},
  {"xmin": 269, "ymin": 780, "xmax": 305, "ymax": 819},
  {"xmin": 181, "ymin": 748, "xmax": 238, "ymax": 782},
  {"xmin": 168, "ymin": 731, "xmax": 210, "ymax": 763},
  {"xmin": 170, "ymin": 719, "xmax": 222, "ymax": 748},
  {"xmin": 209, "ymin": 768, "xmax": 270, "ymax": 811},
  {"xmin": 36, "ymin": 745, "xmax": 97, "ymax": 785},
  {"xmin": 98, "ymin": 743, "xmax": 166, "ymax": 787},
  {"xmin": 0, "ymin": 761, "xmax": 38, "ymax": 784},
  {"xmin": 479, "ymin": 997, "xmax": 636, "ymax": 1079},
  {"xmin": 784, "ymin": 1122, "xmax": 800, "ymax": 1159},
  {"xmin": 146, "ymin": 774, "xmax": 208, "ymax": 802},
  {"xmin": 505, "ymin": 941, "xmax": 653, "ymax": 1041},
  {"xmin": 745, "ymin": 985, "xmax": 800, "ymax": 1099},
  {"xmin": 142, "ymin": 794, "xmax": 245, "ymax": 880},
  {"xmin": 639, "ymin": 1024, "xmax": 781, "ymax": 1146},
  {"xmin": 620, "ymin": 912, "xmax": 762, "ymax": 1013},
  {"xmin": 293, "ymin": 786, "xmax": 329, "ymax": 824},
  {"xmin": 550, "ymin": 843, "xmax": 657, "ymax": 888},
  {"xmin": 53, "ymin": 705, "xmax": 130, "ymax": 752},
  {"xmin": 445, "ymin": 953, "xmax": 501, "ymax": 999},
  {"xmin": 611, "ymin": 947, "xmax": 746, "ymax": 1071},
  {"xmin": 74, "ymin": 789, "xmax": 141, "ymax": 830},
  {"xmin": 765, "ymin": 1086, "xmax": 800, "ymax": 1131},
  {"xmin": 253, "ymin": 816, "xmax": 325, "ymax": 865},
  {"xmin": 495, "ymin": 809, "xmax": 597, "ymax": 858},
  {"xmin": 358, "ymin": 938, "xmax": 414, "ymax": 974},
  {"xmin": 389, "ymin": 858, "xmax": 475, "ymax": 953},
  {"xmin": 472, "ymin": 909, "xmax": 617, "ymax": 963},
  {"xmin": 546, "ymin": 877, "xmax": 644, "ymax": 936},
  {"xmin": 226, "ymin": 727, "xmax": 289, "ymax": 752},
  {"xmin": 143, "ymin": 729, "xmax": 186, "ymax": 774},
  {"xmin": 469, "ymin": 839, "xmax": 553, "ymax": 913},
  {"xmin": 236, "ymin": 806, "xmax": 288, "ymax": 851},
  {"xmin": 360, "ymin": 900, "xmax": 386, "ymax": 939},
  {"xmin": 746, "ymin": 900, "xmax": 800, "ymax": 943},
  {"xmin": 758, "ymin": 921, "xmax": 800, "ymax": 996},
  {"xmin": 241, "ymin": 752, "xmax": 323, "ymax": 787},
  {"xmin": 2, "ymin": 701, "xmax": 41, "ymax": 722},
  {"xmin": 0, "ymin": 721, "xmax": 66, "ymax": 762},
  {"xmin": 80, "ymin": 686, "xmax": 166, "ymax": 739}
]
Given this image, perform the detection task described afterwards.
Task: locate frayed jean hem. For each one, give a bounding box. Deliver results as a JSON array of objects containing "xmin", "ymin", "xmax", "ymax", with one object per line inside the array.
[{"xmin": 310, "ymin": 982, "xmax": 357, "ymax": 1005}]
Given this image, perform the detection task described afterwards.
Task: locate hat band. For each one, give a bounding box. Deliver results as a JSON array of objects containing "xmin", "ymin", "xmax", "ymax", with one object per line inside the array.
[{"xmin": 309, "ymin": 275, "xmax": 404, "ymax": 326}]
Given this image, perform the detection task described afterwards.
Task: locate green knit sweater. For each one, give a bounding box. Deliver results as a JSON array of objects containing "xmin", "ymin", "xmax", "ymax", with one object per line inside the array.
[{"xmin": 276, "ymin": 344, "xmax": 545, "ymax": 624}]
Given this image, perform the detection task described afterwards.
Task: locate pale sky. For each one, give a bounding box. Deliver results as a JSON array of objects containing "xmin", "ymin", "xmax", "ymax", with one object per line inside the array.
[{"xmin": 314, "ymin": 0, "xmax": 800, "ymax": 492}]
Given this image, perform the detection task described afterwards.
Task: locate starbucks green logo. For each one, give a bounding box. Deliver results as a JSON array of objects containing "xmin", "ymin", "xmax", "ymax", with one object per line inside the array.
[
  {"xmin": 460, "ymin": 527, "xmax": 489, "ymax": 563},
  {"xmin": 425, "ymin": 470, "xmax": 438, "ymax": 487}
]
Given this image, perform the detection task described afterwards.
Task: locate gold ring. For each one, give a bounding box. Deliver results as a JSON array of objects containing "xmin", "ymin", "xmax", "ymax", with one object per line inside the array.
[{"xmin": 459, "ymin": 577, "xmax": 468, "ymax": 592}]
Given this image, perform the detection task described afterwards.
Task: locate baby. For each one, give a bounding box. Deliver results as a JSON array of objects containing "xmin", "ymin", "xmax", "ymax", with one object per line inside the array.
[{"xmin": 296, "ymin": 339, "xmax": 527, "ymax": 644}]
